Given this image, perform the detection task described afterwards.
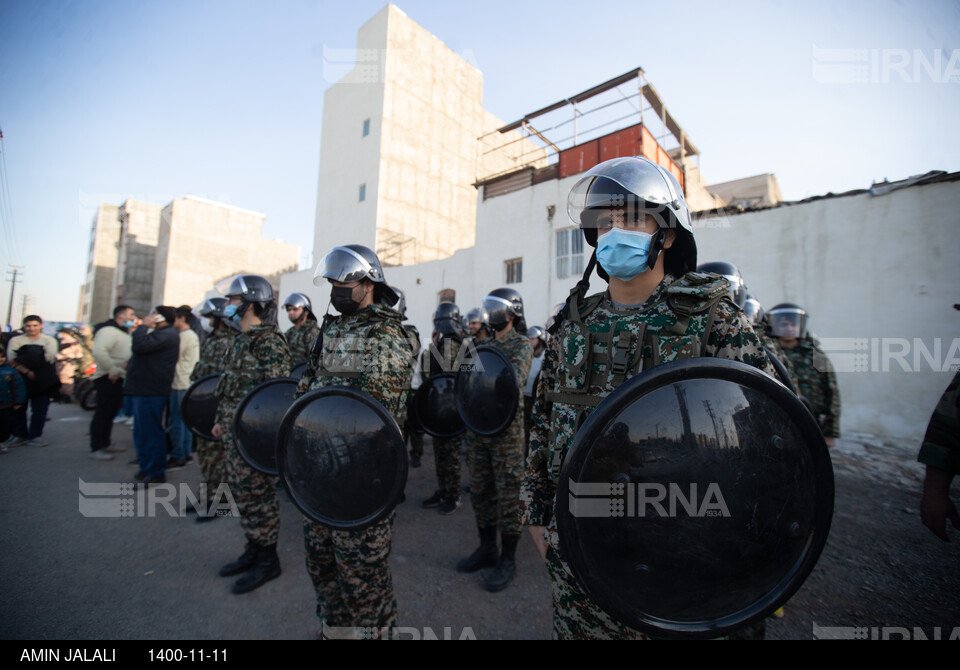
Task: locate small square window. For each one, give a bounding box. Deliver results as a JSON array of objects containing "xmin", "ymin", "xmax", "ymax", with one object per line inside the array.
[
  {"xmin": 505, "ymin": 258, "xmax": 523, "ymax": 284},
  {"xmin": 362, "ymin": 119, "xmax": 370, "ymax": 137},
  {"xmin": 359, "ymin": 183, "xmax": 366, "ymax": 202}
]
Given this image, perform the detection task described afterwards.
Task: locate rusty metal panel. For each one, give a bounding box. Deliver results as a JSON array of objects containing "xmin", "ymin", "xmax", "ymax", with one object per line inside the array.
[
  {"xmin": 599, "ymin": 124, "xmax": 642, "ymax": 161},
  {"xmin": 559, "ymin": 141, "xmax": 600, "ymax": 179},
  {"xmin": 532, "ymin": 163, "xmax": 560, "ymax": 185},
  {"xmin": 483, "ymin": 168, "xmax": 533, "ymax": 200}
]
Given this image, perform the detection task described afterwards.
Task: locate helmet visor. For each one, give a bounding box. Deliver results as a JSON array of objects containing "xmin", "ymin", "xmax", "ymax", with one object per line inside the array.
[
  {"xmin": 743, "ymin": 297, "xmax": 761, "ymax": 325},
  {"xmin": 314, "ymin": 247, "xmax": 373, "ymax": 286},
  {"xmin": 768, "ymin": 307, "xmax": 807, "ymax": 338},
  {"xmin": 216, "ymin": 274, "xmax": 248, "ymax": 298},
  {"xmin": 482, "ymin": 296, "xmax": 513, "ymax": 327}
]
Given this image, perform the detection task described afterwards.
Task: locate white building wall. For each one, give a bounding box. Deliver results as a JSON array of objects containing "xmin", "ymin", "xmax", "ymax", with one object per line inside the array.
[{"xmin": 694, "ymin": 179, "xmax": 960, "ymax": 442}]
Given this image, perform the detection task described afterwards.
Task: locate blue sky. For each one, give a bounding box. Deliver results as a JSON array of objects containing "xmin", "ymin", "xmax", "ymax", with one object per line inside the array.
[{"xmin": 1, "ymin": 0, "xmax": 958, "ymax": 322}]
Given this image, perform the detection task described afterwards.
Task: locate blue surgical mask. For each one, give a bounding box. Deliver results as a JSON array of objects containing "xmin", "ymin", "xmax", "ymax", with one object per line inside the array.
[
  {"xmin": 222, "ymin": 304, "xmax": 239, "ymax": 320},
  {"xmin": 596, "ymin": 228, "xmax": 654, "ymax": 280},
  {"xmin": 123, "ymin": 320, "xmax": 135, "ymax": 329}
]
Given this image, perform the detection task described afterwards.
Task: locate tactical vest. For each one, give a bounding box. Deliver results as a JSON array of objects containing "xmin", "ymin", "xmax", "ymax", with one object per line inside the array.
[{"xmin": 543, "ymin": 272, "xmax": 731, "ymax": 478}]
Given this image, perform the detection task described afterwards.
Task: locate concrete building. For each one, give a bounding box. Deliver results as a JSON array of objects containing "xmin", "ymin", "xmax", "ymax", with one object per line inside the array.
[
  {"xmin": 281, "ymin": 6, "xmax": 959, "ymax": 444},
  {"xmin": 151, "ymin": 196, "xmax": 298, "ymax": 309},
  {"xmin": 80, "ymin": 196, "xmax": 298, "ymax": 323},
  {"xmin": 111, "ymin": 199, "xmax": 163, "ymax": 317},
  {"xmin": 79, "ymin": 203, "xmax": 121, "ymax": 325}
]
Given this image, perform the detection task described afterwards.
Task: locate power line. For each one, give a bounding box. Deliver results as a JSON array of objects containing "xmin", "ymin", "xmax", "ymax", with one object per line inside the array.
[{"xmin": 0, "ymin": 126, "xmax": 24, "ymax": 265}]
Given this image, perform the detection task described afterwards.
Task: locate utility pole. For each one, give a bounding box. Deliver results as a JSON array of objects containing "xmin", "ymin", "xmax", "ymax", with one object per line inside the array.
[
  {"xmin": 5, "ymin": 265, "xmax": 22, "ymax": 330},
  {"xmin": 19, "ymin": 294, "xmax": 32, "ymax": 325}
]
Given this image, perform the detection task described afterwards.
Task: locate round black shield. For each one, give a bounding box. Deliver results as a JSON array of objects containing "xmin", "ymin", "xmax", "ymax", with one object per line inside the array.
[
  {"xmin": 556, "ymin": 358, "xmax": 834, "ymax": 639},
  {"xmin": 181, "ymin": 374, "xmax": 220, "ymax": 441},
  {"xmin": 414, "ymin": 374, "xmax": 466, "ymax": 438},
  {"xmin": 455, "ymin": 345, "xmax": 520, "ymax": 436},
  {"xmin": 277, "ymin": 386, "xmax": 407, "ymax": 530},
  {"xmin": 290, "ymin": 360, "xmax": 308, "ymax": 380},
  {"xmin": 764, "ymin": 346, "xmax": 797, "ymax": 394},
  {"xmin": 232, "ymin": 378, "xmax": 298, "ymax": 475}
]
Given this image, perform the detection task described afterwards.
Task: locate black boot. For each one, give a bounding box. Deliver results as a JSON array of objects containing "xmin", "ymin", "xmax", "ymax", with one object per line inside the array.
[
  {"xmin": 232, "ymin": 543, "xmax": 282, "ymax": 594},
  {"xmin": 456, "ymin": 526, "xmax": 499, "ymax": 573},
  {"xmin": 485, "ymin": 533, "xmax": 520, "ymax": 592},
  {"xmin": 219, "ymin": 542, "xmax": 258, "ymax": 577}
]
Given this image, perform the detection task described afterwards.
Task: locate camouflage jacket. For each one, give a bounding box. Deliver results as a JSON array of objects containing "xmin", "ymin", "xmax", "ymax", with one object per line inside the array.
[
  {"xmin": 521, "ymin": 272, "xmax": 776, "ymax": 528},
  {"xmin": 192, "ymin": 328, "xmax": 239, "ymax": 381},
  {"xmin": 286, "ymin": 318, "xmax": 321, "ymax": 366},
  {"xmin": 781, "ymin": 337, "xmax": 841, "ymax": 437},
  {"xmin": 420, "ymin": 334, "xmax": 463, "ymax": 379},
  {"xmin": 918, "ymin": 370, "xmax": 960, "ymax": 475},
  {"xmin": 214, "ymin": 323, "xmax": 291, "ymax": 425},
  {"xmin": 294, "ymin": 304, "xmax": 414, "ymax": 428},
  {"xmin": 759, "ymin": 330, "xmax": 801, "ymax": 391}
]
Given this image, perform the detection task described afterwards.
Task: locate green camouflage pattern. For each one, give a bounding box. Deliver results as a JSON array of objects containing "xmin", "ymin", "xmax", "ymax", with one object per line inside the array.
[
  {"xmin": 422, "ymin": 336, "xmax": 464, "ymax": 499},
  {"xmin": 192, "ymin": 328, "xmax": 237, "ymax": 381},
  {"xmin": 918, "ymin": 370, "xmax": 960, "ymax": 475},
  {"xmin": 214, "ymin": 323, "xmax": 291, "ymax": 545},
  {"xmin": 285, "ymin": 318, "xmax": 321, "ymax": 366},
  {"xmin": 522, "ymin": 273, "xmax": 776, "ymax": 639},
  {"xmin": 295, "ymin": 303, "xmax": 413, "ymax": 630},
  {"xmin": 468, "ymin": 327, "xmax": 533, "ymax": 535},
  {"xmin": 303, "ymin": 512, "xmax": 397, "ymax": 632},
  {"xmin": 192, "ymin": 328, "xmax": 237, "ymax": 504},
  {"xmin": 781, "ymin": 337, "xmax": 841, "ymax": 437}
]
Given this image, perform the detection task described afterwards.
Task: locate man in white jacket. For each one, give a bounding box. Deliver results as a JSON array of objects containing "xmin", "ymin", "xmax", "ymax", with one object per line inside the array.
[
  {"xmin": 167, "ymin": 306, "xmax": 200, "ymax": 469},
  {"xmin": 89, "ymin": 305, "xmax": 135, "ymax": 461}
]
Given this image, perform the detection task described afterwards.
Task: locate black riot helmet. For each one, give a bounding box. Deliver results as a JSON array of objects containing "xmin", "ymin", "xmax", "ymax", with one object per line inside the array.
[
  {"xmin": 697, "ymin": 261, "xmax": 747, "ymax": 308},
  {"xmin": 482, "ymin": 288, "xmax": 526, "ymax": 334},
  {"xmin": 198, "ymin": 297, "xmax": 228, "ymax": 318},
  {"xmin": 434, "ymin": 302, "xmax": 462, "ymax": 336},
  {"xmin": 768, "ymin": 302, "xmax": 809, "ymax": 339},
  {"xmin": 217, "ymin": 274, "xmax": 278, "ymax": 323},
  {"xmin": 314, "ymin": 244, "xmax": 399, "ymax": 306},
  {"xmin": 568, "ymin": 157, "xmax": 696, "ymax": 279}
]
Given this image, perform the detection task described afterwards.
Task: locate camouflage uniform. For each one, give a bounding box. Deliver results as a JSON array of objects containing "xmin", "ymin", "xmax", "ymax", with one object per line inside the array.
[
  {"xmin": 192, "ymin": 327, "xmax": 237, "ymax": 505},
  {"xmin": 419, "ymin": 336, "xmax": 464, "ymax": 499},
  {"xmin": 468, "ymin": 328, "xmax": 532, "ymax": 536},
  {"xmin": 917, "ymin": 370, "xmax": 960, "ymax": 475},
  {"xmin": 521, "ymin": 273, "xmax": 776, "ymax": 640},
  {"xmin": 285, "ymin": 318, "xmax": 321, "ymax": 365},
  {"xmin": 294, "ymin": 303, "xmax": 413, "ymax": 631},
  {"xmin": 403, "ymin": 325, "xmax": 423, "ymax": 462},
  {"xmin": 757, "ymin": 315, "xmax": 800, "ymax": 391},
  {"xmin": 781, "ymin": 337, "xmax": 841, "ymax": 437},
  {"xmin": 215, "ymin": 324, "xmax": 291, "ymax": 545}
]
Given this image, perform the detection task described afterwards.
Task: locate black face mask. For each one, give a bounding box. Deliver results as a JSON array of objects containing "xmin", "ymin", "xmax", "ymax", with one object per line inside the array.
[
  {"xmin": 490, "ymin": 318, "xmax": 510, "ymax": 332},
  {"xmin": 331, "ymin": 286, "xmax": 362, "ymax": 315}
]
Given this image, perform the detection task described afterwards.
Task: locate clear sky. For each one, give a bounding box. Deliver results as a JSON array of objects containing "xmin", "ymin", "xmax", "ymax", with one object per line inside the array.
[{"xmin": 1, "ymin": 0, "xmax": 958, "ymax": 323}]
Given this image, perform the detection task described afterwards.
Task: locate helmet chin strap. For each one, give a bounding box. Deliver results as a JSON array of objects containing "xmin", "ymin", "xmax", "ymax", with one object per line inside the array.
[{"xmin": 550, "ymin": 251, "xmax": 598, "ymax": 335}]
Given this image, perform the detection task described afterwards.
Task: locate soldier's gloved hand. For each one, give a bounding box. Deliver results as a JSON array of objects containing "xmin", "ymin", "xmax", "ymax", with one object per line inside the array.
[
  {"xmin": 921, "ymin": 466, "xmax": 960, "ymax": 542},
  {"xmin": 211, "ymin": 423, "xmax": 222, "ymax": 439}
]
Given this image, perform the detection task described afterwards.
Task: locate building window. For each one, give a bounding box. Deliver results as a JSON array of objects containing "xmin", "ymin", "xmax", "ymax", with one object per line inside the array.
[
  {"xmin": 438, "ymin": 289, "xmax": 456, "ymax": 303},
  {"xmin": 362, "ymin": 118, "xmax": 370, "ymax": 137},
  {"xmin": 359, "ymin": 183, "xmax": 366, "ymax": 202},
  {"xmin": 556, "ymin": 228, "xmax": 584, "ymax": 279},
  {"xmin": 505, "ymin": 258, "xmax": 523, "ymax": 284}
]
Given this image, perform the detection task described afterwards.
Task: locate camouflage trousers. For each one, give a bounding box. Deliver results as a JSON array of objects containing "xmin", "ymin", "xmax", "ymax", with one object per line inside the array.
[
  {"xmin": 196, "ymin": 437, "xmax": 227, "ymax": 504},
  {"xmin": 222, "ymin": 427, "xmax": 280, "ymax": 546},
  {"xmin": 542, "ymin": 528, "xmax": 648, "ymax": 640},
  {"xmin": 433, "ymin": 436, "xmax": 461, "ymax": 499},
  {"xmin": 303, "ymin": 513, "xmax": 397, "ymax": 630},
  {"xmin": 468, "ymin": 416, "xmax": 524, "ymax": 535},
  {"xmin": 407, "ymin": 428, "xmax": 424, "ymax": 460}
]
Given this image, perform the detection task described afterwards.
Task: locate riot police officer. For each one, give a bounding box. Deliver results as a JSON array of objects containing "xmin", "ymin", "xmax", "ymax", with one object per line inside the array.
[
  {"xmin": 457, "ymin": 287, "xmax": 532, "ymax": 592},
  {"xmin": 282, "ymin": 292, "xmax": 321, "ymax": 364},
  {"xmin": 210, "ymin": 275, "xmax": 291, "ymax": 593},
  {"xmin": 523, "ymin": 326, "xmax": 547, "ymax": 452},
  {"xmin": 191, "ymin": 297, "xmax": 238, "ymax": 523},
  {"xmin": 522, "ymin": 156, "xmax": 776, "ymax": 638},
  {"xmin": 769, "ymin": 302, "xmax": 841, "ymax": 446},
  {"xmin": 294, "ymin": 244, "xmax": 413, "ymax": 636},
  {"xmin": 420, "ymin": 302, "xmax": 465, "ymax": 514}
]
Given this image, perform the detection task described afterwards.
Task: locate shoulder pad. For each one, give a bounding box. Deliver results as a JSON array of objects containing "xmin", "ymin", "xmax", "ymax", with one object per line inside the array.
[{"xmin": 666, "ymin": 272, "xmax": 732, "ymax": 316}]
